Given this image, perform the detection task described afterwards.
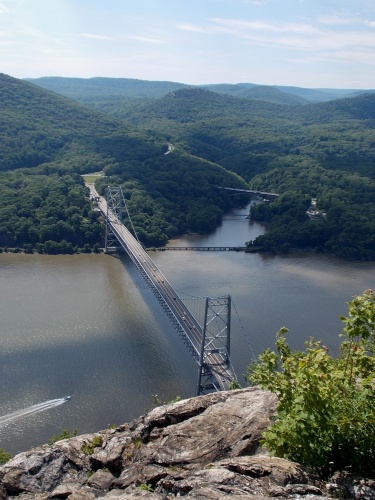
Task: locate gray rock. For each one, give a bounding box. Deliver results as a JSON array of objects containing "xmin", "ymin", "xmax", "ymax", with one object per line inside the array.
[
  {"xmin": 137, "ymin": 388, "xmax": 277, "ymax": 466},
  {"xmin": 87, "ymin": 469, "xmax": 116, "ymax": 491},
  {"xmin": 0, "ymin": 388, "xmax": 369, "ymax": 499},
  {"xmin": 91, "ymin": 434, "xmax": 133, "ymax": 471}
]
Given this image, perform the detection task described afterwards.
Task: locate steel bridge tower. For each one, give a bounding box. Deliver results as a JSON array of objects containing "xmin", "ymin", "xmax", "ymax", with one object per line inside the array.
[
  {"xmin": 197, "ymin": 295, "xmax": 235, "ymax": 395},
  {"xmin": 104, "ymin": 186, "xmax": 124, "ymax": 253}
]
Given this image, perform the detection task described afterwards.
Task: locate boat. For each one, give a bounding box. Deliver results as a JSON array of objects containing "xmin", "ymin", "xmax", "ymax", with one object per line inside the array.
[{"xmin": 63, "ymin": 396, "xmax": 71, "ymax": 402}]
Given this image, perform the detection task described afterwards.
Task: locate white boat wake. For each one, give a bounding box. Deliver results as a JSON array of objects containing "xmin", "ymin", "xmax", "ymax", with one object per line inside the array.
[{"xmin": 0, "ymin": 398, "xmax": 71, "ymax": 427}]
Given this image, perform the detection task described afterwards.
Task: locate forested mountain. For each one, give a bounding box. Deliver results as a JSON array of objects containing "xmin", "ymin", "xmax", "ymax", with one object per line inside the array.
[
  {"xmin": 24, "ymin": 76, "xmax": 188, "ymax": 100},
  {"xmin": 26, "ymin": 76, "xmax": 370, "ymax": 108},
  {"xmin": 119, "ymin": 88, "xmax": 375, "ymax": 259},
  {"xmin": 2, "ymin": 73, "xmax": 375, "ymax": 258},
  {"xmin": 0, "ymin": 73, "xmax": 247, "ymax": 252},
  {"xmin": 226, "ymin": 85, "xmax": 308, "ymax": 105},
  {"xmin": 271, "ymin": 85, "xmax": 367, "ymax": 103},
  {"xmin": 199, "ymin": 84, "xmax": 308, "ymax": 105},
  {"xmin": 123, "ymin": 88, "xmax": 375, "ymax": 179},
  {"xmin": 0, "ymin": 73, "xmax": 164, "ymax": 172}
]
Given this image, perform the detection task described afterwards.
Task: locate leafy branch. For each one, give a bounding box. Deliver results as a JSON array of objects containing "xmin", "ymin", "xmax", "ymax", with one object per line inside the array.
[{"xmin": 247, "ymin": 290, "xmax": 375, "ymax": 478}]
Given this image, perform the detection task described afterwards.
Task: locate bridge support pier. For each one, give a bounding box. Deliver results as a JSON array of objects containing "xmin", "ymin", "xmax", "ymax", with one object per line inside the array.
[{"xmin": 197, "ymin": 296, "xmax": 237, "ymax": 395}]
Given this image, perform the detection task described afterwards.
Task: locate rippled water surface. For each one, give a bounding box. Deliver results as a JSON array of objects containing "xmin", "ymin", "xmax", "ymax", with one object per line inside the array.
[{"xmin": 0, "ymin": 204, "xmax": 374, "ymax": 455}]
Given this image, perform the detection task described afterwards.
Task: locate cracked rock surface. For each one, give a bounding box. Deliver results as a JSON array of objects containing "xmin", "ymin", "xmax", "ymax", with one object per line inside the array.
[{"xmin": 0, "ymin": 388, "xmax": 372, "ymax": 499}]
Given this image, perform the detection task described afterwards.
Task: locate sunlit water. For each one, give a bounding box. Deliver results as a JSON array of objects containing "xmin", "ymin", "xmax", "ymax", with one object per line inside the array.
[{"xmin": 0, "ymin": 203, "xmax": 374, "ymax": 455}]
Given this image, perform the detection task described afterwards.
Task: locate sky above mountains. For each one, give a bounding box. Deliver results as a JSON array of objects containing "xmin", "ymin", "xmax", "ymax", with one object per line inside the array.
[{"xmin": 1, "ymin": 0, "xmax": 374, "ymax": 89}]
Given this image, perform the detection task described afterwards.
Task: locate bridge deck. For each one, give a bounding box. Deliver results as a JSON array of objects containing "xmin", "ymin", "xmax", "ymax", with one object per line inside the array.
[
  {"xmin": 88, "ymin": 186, "xmax": 237, "ymax": 392},
  {"xmin": 151, "ymin": 246, "xmax": 246, "ymax": 251},
  {"xmin": 220, "ymin": 187, "xmax": 279, "ymax": 197}
]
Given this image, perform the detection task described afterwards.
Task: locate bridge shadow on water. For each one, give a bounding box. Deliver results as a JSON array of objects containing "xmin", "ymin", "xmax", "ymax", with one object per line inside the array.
[{"xmin": 0, "ymin": 254, "xmax": 198, "ymax": 457}]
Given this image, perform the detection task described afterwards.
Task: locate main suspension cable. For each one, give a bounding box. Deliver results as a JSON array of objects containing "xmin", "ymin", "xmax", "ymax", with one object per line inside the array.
[
  {"xmin": 232, "ymin": 299, "xmax": 256, "ymax": 361},
  {"xmin": 121, "ymin": 191, "xmax": 141, "ymax": 244}
]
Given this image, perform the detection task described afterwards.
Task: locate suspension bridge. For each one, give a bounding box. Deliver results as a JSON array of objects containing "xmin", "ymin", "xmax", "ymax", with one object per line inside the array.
[
  {"xmin": 88, "ymin": 185, "xmax": 239, "ymax": 395},
  {"xmin": 218, "ymin": 187, "xmax": 279, "ymax": 199}
]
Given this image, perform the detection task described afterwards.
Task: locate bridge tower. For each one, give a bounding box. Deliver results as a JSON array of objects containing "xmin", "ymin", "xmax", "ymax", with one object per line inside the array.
[
  {"xmin": 105, "ymin": 186, "xmax": 124, "ymax": 253},
  {"xmin": 197, "ymin": 295, "xmax": 236, "ymax": 395}
]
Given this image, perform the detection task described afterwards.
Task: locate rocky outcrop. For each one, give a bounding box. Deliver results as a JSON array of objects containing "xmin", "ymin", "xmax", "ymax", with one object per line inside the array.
[{"xmin": 0, "ymin": 388, "xmax": 372, "ymax": 499}]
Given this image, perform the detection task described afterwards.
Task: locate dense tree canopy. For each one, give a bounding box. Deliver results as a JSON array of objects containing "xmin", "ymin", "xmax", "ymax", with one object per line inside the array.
[
  {"xmin": 0, "ymin": 74, "xmax": 248, "ymax": 251},
  {"xmin": 248, "ymin": 163, "xmax": 375, "ymax": 259},
  {"xmin": 95, "ymin": 150, "xmax": 249, "ymax": 246},
  {"xmin": 0, "ymin": 73, "xmax": 165, "ymax": 173},
  {"xmin": 1, "ymin": 73, "xmax": 375, "ymax": 257},
  {"xmin": 117, "ymin": 88, "xmax": 375, "ymax": 259},
  {"xmin": 0, "ymin": 169, "xmax": 104, "ymax": 252}
]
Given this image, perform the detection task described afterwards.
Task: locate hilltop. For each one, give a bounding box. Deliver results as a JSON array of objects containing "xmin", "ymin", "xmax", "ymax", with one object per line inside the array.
[
  {"xmin": 1, "ymin": 73, "xmax": 375, "ymax": 258},
  {"xmin": 0, "ymin": 73, "xmax": 165, "ymax": 172},
  {"xmin": 25, "ymin": 76, "xmax": 373, "ymax": 107},
  {"xmin": 0, "ymin": 73, "xmax": 247, "ymax": 252}
]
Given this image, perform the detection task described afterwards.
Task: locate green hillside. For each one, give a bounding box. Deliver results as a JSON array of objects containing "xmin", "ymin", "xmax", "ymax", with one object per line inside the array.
[
  {"xmin": 0, "ymin": 74, "xmax": 247, "ymax": 252},
  {"xmin": 201, "ymin": 84, "xmax": 308, "ymax": 105},
  {"xmin": 121, "ymin": 88, "xmax": 375, "ymax": 259},
  {"xmin": 2, "ymin": 74, "xmax": 375, "ymax": 259},
  {"xmin": 0, "ymin": 73, "xmax": 165, "ymax": 172},
  {"xmin": 124, "ymin": 88, "xmax": 375, "ymax": 179}
]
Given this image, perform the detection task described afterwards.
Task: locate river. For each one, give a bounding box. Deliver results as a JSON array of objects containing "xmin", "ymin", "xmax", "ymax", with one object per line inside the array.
[{"xmin": 0, "ymin": 203, "xmax": 374, "ymax": 455}]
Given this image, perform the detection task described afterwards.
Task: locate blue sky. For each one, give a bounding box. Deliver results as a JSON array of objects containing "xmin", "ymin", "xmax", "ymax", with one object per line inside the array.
[{"xmin": 1, "ymin": 0, "xmax": 375, "ymax": 89}]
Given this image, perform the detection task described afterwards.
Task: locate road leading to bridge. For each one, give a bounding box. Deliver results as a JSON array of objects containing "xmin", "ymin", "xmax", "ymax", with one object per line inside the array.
[{"xmin": 88, "ymin": 185, "xmax": 237, "ymax": 393}]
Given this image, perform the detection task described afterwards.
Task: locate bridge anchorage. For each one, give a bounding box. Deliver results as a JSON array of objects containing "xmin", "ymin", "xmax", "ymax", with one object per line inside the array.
[{"xmin": 97, "ymin": 186, "xmax": 239, "ymax": 395}]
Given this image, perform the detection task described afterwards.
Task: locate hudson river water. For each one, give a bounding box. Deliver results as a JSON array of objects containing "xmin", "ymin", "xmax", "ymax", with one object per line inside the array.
[{"xmin": 0, "ymin": 204, "xmax": 374, "ymax": 455}]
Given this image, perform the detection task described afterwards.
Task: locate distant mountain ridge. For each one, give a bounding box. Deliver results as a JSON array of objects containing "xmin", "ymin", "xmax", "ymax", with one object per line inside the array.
[
  {"xmin": 25, "ymin": 76, "xmax": 374, "ymax": 106},
  {"xmin": 25, "ymin": 76, "xmax": 188, "ymax": 101}
]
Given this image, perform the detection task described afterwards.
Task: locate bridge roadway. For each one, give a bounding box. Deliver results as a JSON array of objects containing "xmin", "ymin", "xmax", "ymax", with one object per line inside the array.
[
  {"xmin": 152, "ymin": 246, "xmax": 246, "ymax": 251},
  {"xmin": 220, "ymin": 187, "xmax": 279, "ymax": 197},
  {"xmin": 88, "ymin": 186, "xmax": 236, "ymax": 392}
]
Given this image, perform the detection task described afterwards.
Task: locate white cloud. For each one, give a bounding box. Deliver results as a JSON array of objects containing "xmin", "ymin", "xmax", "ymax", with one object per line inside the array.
[
  {"xmin": 2, "ymin": 0, "xmax": 375, "ymax": 87},
  {"xmin": 77, "ymin": 33, "xmax": 164, "ymax": 44},
  {"xmin": 125, "ymin": 35, "xmax": 164, "ymax": 44},
  {"xmin": 0, "ymin": 2, "xmax": 9, "ymax": 15},
  {"xmin": 236, "ymin": 0, "xmax": 268, "ymax": 3},
  {"xmin": 288, "ymin": 49, "xmax": 375, "ymax": 68},
  {"xmin": 211, "ymin": 18, "xmax": 318, "ymax": 34},
  {"xmin": 187, "ymin": 17, "xmax": 375, "ymax": 62},
  {"xmin": 177, "ymin": 23, "xmax": 208, "ymax": 33},
  {"xmin": 324, "ymin": 49, "xmax": 375, "ymax": 66},
  {"xmin": 78, "ymin": 33, "xmax": 114, "ymax": 41},
  {"xmin": 318, "ymin": 15, "xmax": 358, "ymax": 26}
]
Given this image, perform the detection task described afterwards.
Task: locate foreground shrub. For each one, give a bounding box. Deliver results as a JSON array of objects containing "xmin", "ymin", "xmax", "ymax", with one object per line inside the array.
[
  {"xmin": 0, "ymin": 448, "xmax": 11, "ymax": 465},
  {"xmin": 247, "ymin": 290, "xmax": 375, "ymax": 478},
  {"xmin": 49, "ymin": 429, "xmax": 78, "ymax": 445}
]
